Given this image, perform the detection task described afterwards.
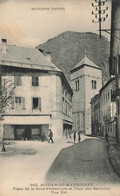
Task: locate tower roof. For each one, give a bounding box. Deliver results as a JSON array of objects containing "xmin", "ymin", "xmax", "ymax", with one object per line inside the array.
[{"xmin": 70, "ymin": 55, "xmax": 101, "ymax": 72}]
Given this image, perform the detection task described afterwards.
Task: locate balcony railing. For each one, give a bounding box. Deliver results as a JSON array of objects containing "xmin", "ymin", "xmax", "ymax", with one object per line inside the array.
[{"xmin": 103, "ymin": 115, "xmax": 111, "ymax": 122}]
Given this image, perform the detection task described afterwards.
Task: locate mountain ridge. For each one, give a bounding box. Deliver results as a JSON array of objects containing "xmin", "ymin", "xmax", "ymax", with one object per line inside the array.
[{"xmin": 37, "ymin": 31, "xmax": 110, "ymax": 84}]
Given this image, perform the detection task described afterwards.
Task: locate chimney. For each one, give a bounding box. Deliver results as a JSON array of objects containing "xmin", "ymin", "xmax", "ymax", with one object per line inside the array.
[
  {"xmin": 45, "ymin": 52, "xmax": 51, "ymax": 62},
  {"xmin": 1, "ymin": 38, "xmax": 7, "ymax": 54}
]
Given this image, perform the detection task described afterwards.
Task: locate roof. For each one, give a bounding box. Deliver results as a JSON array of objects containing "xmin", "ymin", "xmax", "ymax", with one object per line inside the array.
[
  {"xmin": 0, "ymin": 43, "xmax": 73, "ymax": 94},
  {"xmin": 91, "ymin": 93, "xmax": 100, "ymax": 104},
  {"xmin": 0, "ymin": 44, "xmax": 61, "ymax": 72},
  {"xmin": 99, "ymin": 77, "xmax": 115, "ymax": 93},
  {"xmin": 70, "ymin": 55, "xmax": 101, "ymax": 72}
]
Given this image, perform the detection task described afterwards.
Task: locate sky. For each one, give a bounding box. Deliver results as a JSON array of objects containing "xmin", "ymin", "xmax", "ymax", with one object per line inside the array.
[{"xmin": 0, "ymin": 0, "xmax": 111, "ymax": 47}]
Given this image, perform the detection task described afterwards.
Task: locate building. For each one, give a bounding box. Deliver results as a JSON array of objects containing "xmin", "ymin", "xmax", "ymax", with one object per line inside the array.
[
  {"xmin": 0, "ymin": 39, "xmax": 73, "ymax": 140},
  {"xmin": 91, "ymin": 93, "xmax": 101, "ymax": 136},
  {"xmin": 91, "ymin": 77, "xmax": 117, "ymax": 138},
  {"xmin": 70, "ymin": 55, "xmax": 102, "ymax": 135},
  {"xmin": 100, "ymin": 77, "xmax": 116, "ymax": 137}
]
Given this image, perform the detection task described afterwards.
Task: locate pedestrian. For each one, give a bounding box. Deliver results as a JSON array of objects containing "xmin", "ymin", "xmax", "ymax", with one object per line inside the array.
[
  {"xmin": 105, "ymin": 132, "xmax": 108, "ymax": 142},
  {"xmin": 78, "ymin": 131, "xmax": 81, "ymax": 143},
  {"xmin": 48, "ymin": 129, "xmax": 54, "ymax": 143},
  {"xmin": 73, "ymin": 131, "xmax": 76, "ymax": 144}
]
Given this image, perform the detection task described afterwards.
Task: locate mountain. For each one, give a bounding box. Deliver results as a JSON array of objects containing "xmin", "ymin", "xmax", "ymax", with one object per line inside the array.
[{"xmin": 36, "ymin": 31, "xmax": 110, "ymax": 84}]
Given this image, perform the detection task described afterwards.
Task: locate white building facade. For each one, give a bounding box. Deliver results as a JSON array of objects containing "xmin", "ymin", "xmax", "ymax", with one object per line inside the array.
[{"xmin": 0, "ymin": 41, "xmax": 73, "ymax": 140}]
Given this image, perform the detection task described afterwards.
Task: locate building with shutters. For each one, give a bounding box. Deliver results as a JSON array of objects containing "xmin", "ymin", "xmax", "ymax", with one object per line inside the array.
[
  {"xmin": 0, "ymin": 39, "xmax": 73, "ymax": 140},
  {"xmin": 100, "ymin": 77, "xmax": 116, "ymax": 137},
  {"xmin": 70, "ymin": 55, "xmax": 102, "ymax": 135},
  {"xmin": 91, "ymin": 77, "xmax": 117, "ymax": 138},
  {"xmin": 91, "ymin": 93, "xmax": 101, "ymax": 136}
]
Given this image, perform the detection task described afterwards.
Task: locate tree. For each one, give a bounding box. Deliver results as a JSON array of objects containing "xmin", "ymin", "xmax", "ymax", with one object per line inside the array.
[{"xmin": 0, "ymin": 77, "xmax": 15, "ymax": 151}]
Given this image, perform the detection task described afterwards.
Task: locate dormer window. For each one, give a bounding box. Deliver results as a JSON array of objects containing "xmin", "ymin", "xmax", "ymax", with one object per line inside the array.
[{"xmin": 26, "ymin": 57, "xmax": 30, "ymax": 60}]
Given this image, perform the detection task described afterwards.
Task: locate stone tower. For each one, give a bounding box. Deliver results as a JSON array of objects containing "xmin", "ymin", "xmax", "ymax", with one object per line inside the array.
[{"xmin": 70, "ymin": 55, "xmax": 102, "ymax": 135}]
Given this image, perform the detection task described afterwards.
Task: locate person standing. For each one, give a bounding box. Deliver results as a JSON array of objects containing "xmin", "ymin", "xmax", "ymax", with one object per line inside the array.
[
  {"xmin": 48, "ymin": 129, "xmax": 54, "ymax": 143},
  {"xmin": 105, "ymin": 132, "xmax": 108, "ymax": 143},
  {"xmin": 78, "ymin": 131, "xmax": 81, "ymax": 143},
  {"xmin": 73, "ymin": 131, "xmax": 76, "ymax": 144}
]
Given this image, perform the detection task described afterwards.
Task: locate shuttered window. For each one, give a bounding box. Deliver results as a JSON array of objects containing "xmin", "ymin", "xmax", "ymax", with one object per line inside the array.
[
  {"xmin": 11, "ymin": 97, "xmax": 14, "ymax": 110},
  {"xmin": 14, "ymin": 76, "xmax": 22, "ymax": 86},
  {"xmin": 32, "ymin": 77, "xmax": 39, "ymax": 86},
  {"xmin": 22, "ymin": 97, "xmax": 25, "ymax": 110},
  {"xmin": 32, "ymin": 97, "xmax": 41, "ymax": 110},
  {"xmin": 11, "ymin": 97, "xmax": 25, "ymax": 110}
]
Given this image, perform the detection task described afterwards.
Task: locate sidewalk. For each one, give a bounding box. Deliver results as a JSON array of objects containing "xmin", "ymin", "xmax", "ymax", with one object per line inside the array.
[
  {"xmin": 107, "ymin": 138, "xmax": 120, "ymax": 177},
  {"xmin": 98, "ymin": 136, "xmax": 120, "ymax": 178}
]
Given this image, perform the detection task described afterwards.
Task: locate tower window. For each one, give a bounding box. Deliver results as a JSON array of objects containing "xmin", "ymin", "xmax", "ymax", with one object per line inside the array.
[
  {"xmin": 92, "ymin": 80, "xmax": 97, "ymax": 89},
  {"xmin": 75, "ymin": 80, "xmax": 79, "ymax": 91}
]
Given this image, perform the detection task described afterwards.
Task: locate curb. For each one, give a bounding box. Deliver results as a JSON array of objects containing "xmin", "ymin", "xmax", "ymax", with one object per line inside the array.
[{"xmin": 107, "ymin": 143, "xmax": 120, "ymax": 178}]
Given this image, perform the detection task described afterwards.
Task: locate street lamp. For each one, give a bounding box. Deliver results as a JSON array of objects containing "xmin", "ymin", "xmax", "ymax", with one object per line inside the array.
[{"xmin": 92, "ymin": 0, "xmax": 108, "ymax": 39}]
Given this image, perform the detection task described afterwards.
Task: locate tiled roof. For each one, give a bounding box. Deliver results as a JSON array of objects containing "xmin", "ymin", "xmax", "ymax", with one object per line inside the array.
[
  {"xmin": 71, "ymin": 55, "xmax": 101, "ymax": 72},
  {"xmin": 0, "ymin": 44, "xmax": 61, "ymax": 72}
]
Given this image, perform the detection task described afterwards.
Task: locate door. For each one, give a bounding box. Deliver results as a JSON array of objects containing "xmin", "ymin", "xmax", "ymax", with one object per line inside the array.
[{"xmin": 25, "ymin": 125, "xmax": 31, "ymax": 140}]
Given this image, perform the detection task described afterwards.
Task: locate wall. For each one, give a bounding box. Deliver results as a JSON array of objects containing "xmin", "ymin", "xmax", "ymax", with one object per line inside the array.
[
  {"xmin": 100, "ymin": 79, "xmax": 116, "ymax": 137},
  {"xmin": 85, "ymin": 66, "xmax": 102, "ymax": 135},
  {"xmin": 70, "ymin": 67, "xmax": 85, "ymax": 132},
  {"xmin": 4, "ymin": 125, "xmax": 14, "ymax": 139},
  {"xmin": 3, "ymin": 71, "xmax": 73, "ymax": 139}
]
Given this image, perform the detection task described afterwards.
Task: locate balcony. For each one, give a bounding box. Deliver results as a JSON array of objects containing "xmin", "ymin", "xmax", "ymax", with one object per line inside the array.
[{"xmin": 103, "ymin": 115, "xmax": 111, "ymax": 122}]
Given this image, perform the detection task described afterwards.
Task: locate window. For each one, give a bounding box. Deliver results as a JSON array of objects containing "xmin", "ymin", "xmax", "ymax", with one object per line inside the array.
[
  {"xmin": 75, "ymin": 80, "xmax": 79, "ymax": 91},
  {"xmin": 32, "ymin": 97, "xmax": 41, "ymax": 110},
  {"xmin": 14, "ymin": 76, "xmax": 22, "ymax": 86},
  {"xmin": 14, "ymin": 97, "xmax": 25, "ymax": 110},
  {"xmin": 32, "ymin": 76, "xmax": 39, "ymax": 86},
  {"xmin": 108, "ymin": 91, "xmax": 109, "ymax": 99},
  {"xmin": 106, "ymin": 93, "xmax": 107, "ymax": 101},
  {"xmin": 92, "ymin": 80, "xmax": 97, "ymax": 89}
]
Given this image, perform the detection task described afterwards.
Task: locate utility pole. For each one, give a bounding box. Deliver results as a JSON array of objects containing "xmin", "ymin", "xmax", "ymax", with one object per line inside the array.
[
  {"xmin": 109, "ymin": 0, "xmax": 120, "ymax": 143},
  {"xmin": 92, "ymin": 0, "xmax": 108, "ymax": 39}
]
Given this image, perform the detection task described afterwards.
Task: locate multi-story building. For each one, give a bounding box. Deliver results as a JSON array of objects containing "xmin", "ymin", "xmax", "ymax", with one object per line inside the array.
[
  {"xmin": 70, "ymin": 55, "xmax": 102, "ymax": 135},
  {"xmin": 0, "ymin": 39, "xmax": 73, "ymax": 140},
  {"xmin": 100, "ymin": 77, "xmax": 116, "ymax": 137},
  {"xmin": 91, "ymin": 77, "xmax": 117, "ymax": 138},
  {"xmin": 91, "ymin": 93, "xmax": 101, "ymax": 135}
]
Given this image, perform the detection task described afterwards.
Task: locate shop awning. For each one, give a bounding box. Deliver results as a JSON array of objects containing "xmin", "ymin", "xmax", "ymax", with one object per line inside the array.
[
  {"xmin": 3, "ymin": 115, "xmax": 51, "ymax": 125},
  {"xmin": 63, "ymin": 120, "xmax": 73, "ymax": 126}
]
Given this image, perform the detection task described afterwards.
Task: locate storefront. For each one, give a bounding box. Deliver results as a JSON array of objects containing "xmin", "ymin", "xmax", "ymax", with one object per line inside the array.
[{"xmin": 3, "ymin": 115, "xmax": 50, "ymax": 140}]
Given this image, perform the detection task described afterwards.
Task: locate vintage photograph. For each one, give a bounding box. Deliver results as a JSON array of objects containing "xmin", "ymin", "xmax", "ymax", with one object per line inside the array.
[{"xmin": 0, "ymin": 0, "xmax": 120, "ymax": 196}]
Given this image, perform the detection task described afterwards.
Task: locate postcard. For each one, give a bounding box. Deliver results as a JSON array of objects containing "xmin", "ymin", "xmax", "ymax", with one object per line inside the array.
[{"xmin": 0, "ymin": 0, "xmax": 120, "ymax": 196}]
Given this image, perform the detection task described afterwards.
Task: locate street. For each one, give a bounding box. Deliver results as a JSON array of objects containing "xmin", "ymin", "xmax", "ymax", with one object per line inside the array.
[
  {"xmin": 0, "ymin": 136, "xmax": 120, "ymax": 196},
  {"xmin": 46, "ymin": 138, "xmax": 120, "ymax": 185}
]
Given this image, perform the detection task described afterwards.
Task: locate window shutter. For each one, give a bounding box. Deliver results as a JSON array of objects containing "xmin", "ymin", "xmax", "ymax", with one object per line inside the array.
[
  {"xmin": 14, "ymin": 76, "xmax": 17, "ymax": 86},
  {"xmin": 14, "ymin": 76, "xmax": 21, "ymax": 86},
  {"xmin": 38, "ymin": 97, "xmax": 41, "ymax": 110},
  {"xmin": 22, "ymin": 97, "xmax": 25, "ymax": 110},
  {"xmin": 11, "ymin": 97, "xmax": 14, "ymax": 110},
  {"xmin": 19, "ymin": 77, "xmax": 22, "ymax": 86}
]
